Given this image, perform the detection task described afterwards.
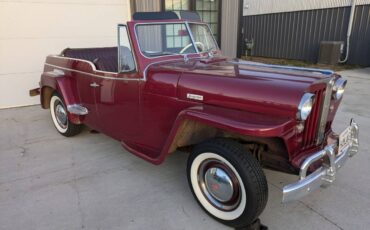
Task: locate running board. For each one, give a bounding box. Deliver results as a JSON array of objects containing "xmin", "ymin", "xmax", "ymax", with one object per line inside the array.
[{"xmin": 67, "ymin": 104, "xmax": 88, "ymax": 115}]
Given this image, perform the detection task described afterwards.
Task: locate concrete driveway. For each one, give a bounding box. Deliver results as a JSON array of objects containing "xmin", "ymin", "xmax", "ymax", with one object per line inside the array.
[{"xmin": 0, "ymin": 68, "xmax": 369, "ymax": 230}]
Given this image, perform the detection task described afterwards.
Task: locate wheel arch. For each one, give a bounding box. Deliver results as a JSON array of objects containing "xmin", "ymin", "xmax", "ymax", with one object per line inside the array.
[
  {"xmin": 40, "ymin": 86, "xmax": 55, "ymax": 109},
  {"xmin": 158, "ymin": 106, "xmax": 296, "ymax": 173},
  {"xmin": 40, "ymin": 75, "xmax": 82, "ymax": 124}
]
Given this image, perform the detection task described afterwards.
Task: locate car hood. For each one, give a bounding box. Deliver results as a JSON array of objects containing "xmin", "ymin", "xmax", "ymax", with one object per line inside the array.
[{"xmin": 149, "ymin": 58, "xmax": 333, "ymax": 118}]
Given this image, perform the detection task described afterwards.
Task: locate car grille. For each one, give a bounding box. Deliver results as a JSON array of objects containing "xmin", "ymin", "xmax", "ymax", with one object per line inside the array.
[{"xmin": 302, "ymin": 88, "xmax": 326, "ymax": 149}]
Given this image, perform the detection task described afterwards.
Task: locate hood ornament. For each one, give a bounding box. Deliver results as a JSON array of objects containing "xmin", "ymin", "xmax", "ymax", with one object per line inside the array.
[
  {"xmin": 183, "ymin": 54, "xmax": 189, "ymax": 63},
  {"xmin": 208, "ymin": 51, "xmax": 214, "ymax": 58}
]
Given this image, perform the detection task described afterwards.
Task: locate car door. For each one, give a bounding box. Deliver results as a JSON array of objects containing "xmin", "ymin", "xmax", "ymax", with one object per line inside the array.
[
  {"xmin": 93, "ymin": 25, "xmax": 141, "ymax": 141},
  {"xmin": 75, "ymin": 70, "xmax": 100, "ymax": 130}
]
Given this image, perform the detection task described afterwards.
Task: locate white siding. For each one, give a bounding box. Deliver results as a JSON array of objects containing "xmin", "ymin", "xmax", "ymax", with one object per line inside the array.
[
  {"xmin": 243, "ymin": 0, "xmax": 370, "ymax": 16},
  {"xmin": 0, "ymin": 0, "xmax": 131, "ymax": 109}
]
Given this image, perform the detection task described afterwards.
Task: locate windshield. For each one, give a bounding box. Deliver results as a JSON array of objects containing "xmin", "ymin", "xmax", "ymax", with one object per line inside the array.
[
  {"xmin": 188, "ymin": 23, "xmax": 218, "ymax": 53},
  {"xmin": 135, "ymin": 22, "xmax": 218, "ymax": 58}
]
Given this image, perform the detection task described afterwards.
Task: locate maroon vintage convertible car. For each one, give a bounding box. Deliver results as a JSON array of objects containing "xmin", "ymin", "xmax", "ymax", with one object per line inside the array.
[{"xmin": 30, "ymin": 11, "xmax": 359, "ymax": 228}]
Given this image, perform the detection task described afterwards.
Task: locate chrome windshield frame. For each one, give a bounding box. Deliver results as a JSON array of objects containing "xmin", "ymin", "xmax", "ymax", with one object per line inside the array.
[
  {"xmin": 185, "ymin": 22, "xmax": 199, "ymax": 54},
  {"xmin": 117, "ymin": 24, "xmax": 138, "ymax": 73},
  {"xmin": 134, "ymin": 21, "xmax": 218, "ymax": 59},
  {"xmin": 187, "ymin": 22, "xmax": 220, "ymax": 53}
]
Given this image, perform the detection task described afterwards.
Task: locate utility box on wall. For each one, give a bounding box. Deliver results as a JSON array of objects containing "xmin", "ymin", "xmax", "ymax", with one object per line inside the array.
[{"xmin": 318, "ymin": 41, "xmax": 344, "ymax": 65}]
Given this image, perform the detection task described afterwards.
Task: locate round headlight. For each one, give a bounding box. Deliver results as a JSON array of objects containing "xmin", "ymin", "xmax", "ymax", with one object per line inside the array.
[
  {"xmin": 297, "ymin": 93, "xmax": 315, "ymax": 121},
  {"xmin": 333, "ymin": 78, "xmax": 347, "ymax": 100}
]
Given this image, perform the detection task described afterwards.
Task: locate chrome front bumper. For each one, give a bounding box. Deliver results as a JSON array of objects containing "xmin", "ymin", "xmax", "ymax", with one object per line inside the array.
[{"xmin": 282, "ymin": 119, "xmax": 359, "ymax": 203}]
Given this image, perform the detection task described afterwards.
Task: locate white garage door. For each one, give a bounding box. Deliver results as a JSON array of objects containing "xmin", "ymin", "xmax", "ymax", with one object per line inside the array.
[{"xmin": 0, "ymin": 0, "xmax": 131, "ymax": 109}]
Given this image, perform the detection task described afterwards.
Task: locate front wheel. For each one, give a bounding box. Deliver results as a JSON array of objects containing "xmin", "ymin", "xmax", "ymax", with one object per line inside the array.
[
  {"xmin": 50, "ymin": 92, "xmax": 82, "ymax": 137},
  {"xmin": 187, "ymin": 138, "xmax": 268, "ymax": 228}
]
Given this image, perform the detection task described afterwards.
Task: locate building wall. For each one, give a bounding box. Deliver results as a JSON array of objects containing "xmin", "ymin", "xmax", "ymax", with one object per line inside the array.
[
  {"xmin": 134, "ymin": 0, "xmax": 241, "ymax": 57},
  {"xmin": 242, "ymin": 4, "xmax": 370, "ymax": 66},
  {"xmin": 221, "ymin": 0, "xmax": 241, "ymax": 57},
  {"xmin": 0, "ymin": 0, "xmax": 131, "ymax": 109},
  {"xmin": 243, "ymin": 0, "xmax": 370, "ymax": 16}
]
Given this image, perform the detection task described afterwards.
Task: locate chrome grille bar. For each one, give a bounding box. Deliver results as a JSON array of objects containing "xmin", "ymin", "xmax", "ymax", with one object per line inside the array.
[
  {"xmin": 316, "ymin": 79, "xmax": 334, "ymax": 144},
  {"xmin": 302, "ymin": 89, "xmax": 323, "ymax": 148}
]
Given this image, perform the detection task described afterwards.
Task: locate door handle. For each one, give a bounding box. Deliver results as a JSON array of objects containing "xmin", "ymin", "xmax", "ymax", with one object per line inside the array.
[{"xmin": 90, "ymin": 82, "xmax": 100, "ymax": 88}]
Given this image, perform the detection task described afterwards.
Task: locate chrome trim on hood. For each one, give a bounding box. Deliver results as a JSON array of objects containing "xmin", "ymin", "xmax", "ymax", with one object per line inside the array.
[
  {"xmin": 229, "ymin": 60, "xmax": 334, "ymax": 75},
  {"xmin": 316, "ymin": 78, "xmax": 335, "ymax": 144}
]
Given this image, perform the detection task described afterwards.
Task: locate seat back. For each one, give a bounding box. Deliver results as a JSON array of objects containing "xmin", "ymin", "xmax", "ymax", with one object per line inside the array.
[
  {"xmin": 62, "ymin": 47, "xmax": 118, "ymax": 72},
  {"xmin": 93, "ymin": 56, "xmax": 118, "ymax": 72}
]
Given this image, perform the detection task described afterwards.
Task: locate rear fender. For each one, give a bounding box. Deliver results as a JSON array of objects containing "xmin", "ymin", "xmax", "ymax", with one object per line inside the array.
[{"xmin": 41, "ymin": 72, "xmax": 81, "ymax": 124}]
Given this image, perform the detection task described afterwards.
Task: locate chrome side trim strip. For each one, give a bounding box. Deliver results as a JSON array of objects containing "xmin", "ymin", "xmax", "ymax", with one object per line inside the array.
[
  {"xmin": 48, "ymin": 56, "xmax": 205, "ymax": 81},
  {"xmin": 44, "ymin": 63, "xmax": 144, "ymax": 81},
  {"xmin": 50, "ymin": 55, "xmax": 119, "ymax": 75}
]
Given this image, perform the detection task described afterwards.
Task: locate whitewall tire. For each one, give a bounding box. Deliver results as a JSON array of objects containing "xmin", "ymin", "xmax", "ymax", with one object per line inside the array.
[
  {"xmin": 187, "ymin": 138, "xmax": 268, "ymax": 228},
  {"xmin": 50, "ymin": 92, "xmax": 82, "ymax": 137},
  {"xmin": 190, "ymin": 152, "xmax": 247, "ymax": 220}
]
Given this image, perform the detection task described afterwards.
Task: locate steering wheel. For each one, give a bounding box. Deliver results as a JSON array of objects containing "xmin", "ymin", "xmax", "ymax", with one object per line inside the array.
[{"xmin": 180, "ymin": 42, "xmax": 206, "ymax": 54}]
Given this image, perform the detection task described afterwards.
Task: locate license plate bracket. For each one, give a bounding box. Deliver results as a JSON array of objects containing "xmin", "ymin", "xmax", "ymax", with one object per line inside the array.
[{"xmin": 338, "ymin": 126, "xmax": 352, "ymax": 155}]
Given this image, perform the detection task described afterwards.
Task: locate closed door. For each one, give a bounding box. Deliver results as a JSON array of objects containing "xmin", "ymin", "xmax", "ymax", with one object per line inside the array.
[
  {"xmin": 75, "ymin": 72, "xmax": 100, "ymax": 130},
  {"xmin": 94, "ymin": 25, "xmax": 140, "ymax": 141}
]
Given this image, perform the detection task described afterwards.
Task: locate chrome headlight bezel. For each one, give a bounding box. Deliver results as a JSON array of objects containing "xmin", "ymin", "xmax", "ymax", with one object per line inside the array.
[
  {"xmin": 297, "ymin": 93, "xmax": 315, "ymax": 121},
  {"xmin": 332, "ymin": 78, "xmax": 347, "ymax": 100}
]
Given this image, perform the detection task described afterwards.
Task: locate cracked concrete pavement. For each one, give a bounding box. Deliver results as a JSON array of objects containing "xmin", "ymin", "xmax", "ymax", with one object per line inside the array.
[{"xmin": 0, "ymin": 68, "xmax": 369, "ymax": 230}]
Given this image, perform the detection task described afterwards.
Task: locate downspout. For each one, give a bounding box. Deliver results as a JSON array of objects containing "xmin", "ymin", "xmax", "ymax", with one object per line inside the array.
[{"xmin": 339, "ymin": 0, "xmax": 356, "ymax": 63}]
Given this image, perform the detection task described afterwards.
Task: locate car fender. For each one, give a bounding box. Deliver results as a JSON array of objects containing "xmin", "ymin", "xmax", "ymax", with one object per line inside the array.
[
  {"xmin": 40, "ymin": 72, "xmax": 81, "ymax": 124},
  {"xmin": 154, "ymin": 105, "xmax": 296, "ymax": 164}
]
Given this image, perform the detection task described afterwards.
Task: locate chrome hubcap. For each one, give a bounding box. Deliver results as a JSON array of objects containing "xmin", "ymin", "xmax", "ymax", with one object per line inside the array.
[
  {"xmin": 55, "ymin": 102, "xmax": 67, "ymax": 128},
  {"xmin": 205, "ymin": 167, "xmax": 234, "ymax": 202},
  {"xmin": 198, "ymin": 159, "xmax": 242, "ymax": 211}
]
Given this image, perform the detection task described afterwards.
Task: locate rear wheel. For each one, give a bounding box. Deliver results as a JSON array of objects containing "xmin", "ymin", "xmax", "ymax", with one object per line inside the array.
[
  {"xmin": 187, "ymin": 138, "xmax": 268, "ymax": 228},
  {"xmin": 50, "ymin": 92, "xmax": 82, "ymax": 137}
]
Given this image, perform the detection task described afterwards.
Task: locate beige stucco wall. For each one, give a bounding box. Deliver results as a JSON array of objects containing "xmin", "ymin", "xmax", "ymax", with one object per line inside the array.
[
  {"xmin": 0, "ymin": 0, "xmax": 131, "ymax": 109},
  {"xmin": 221, "ymin": 0, "xmax": 240, "ymax": 58}
]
